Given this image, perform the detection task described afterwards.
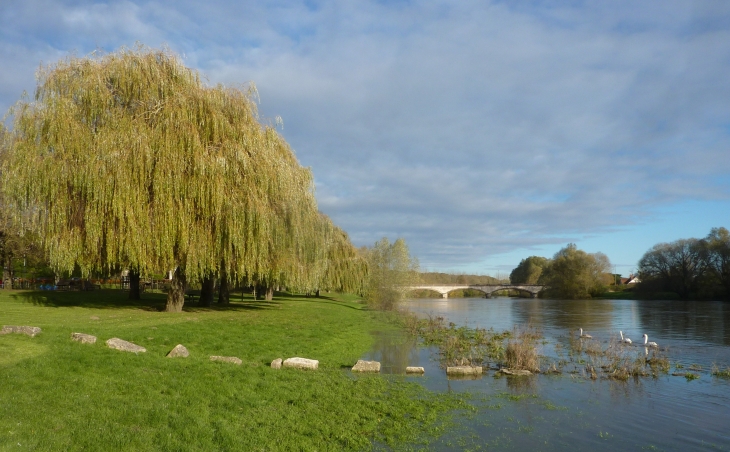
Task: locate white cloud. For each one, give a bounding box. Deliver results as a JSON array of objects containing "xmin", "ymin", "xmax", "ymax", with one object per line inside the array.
[{"xmin": 2, "ymin": 0, "xmax": 729, "ymax": 270}]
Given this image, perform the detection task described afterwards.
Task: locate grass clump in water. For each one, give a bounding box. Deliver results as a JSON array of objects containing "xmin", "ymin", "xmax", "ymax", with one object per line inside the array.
[
  {"xmin": 403, "ymin": 313, "xmax": 509, "ymax": 367},
  {"xmin": 711, "ymin": 363, "xmax": 730, "ymax": 378},
  {"xmin": 503, "ymin": 326, "xmax": 541, "ymax": 372}
]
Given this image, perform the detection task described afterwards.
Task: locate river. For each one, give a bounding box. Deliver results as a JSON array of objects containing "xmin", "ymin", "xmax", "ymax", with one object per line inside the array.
[{"xmin": 363, "ymin": 297, "xmax": 730, "ymax": 451}]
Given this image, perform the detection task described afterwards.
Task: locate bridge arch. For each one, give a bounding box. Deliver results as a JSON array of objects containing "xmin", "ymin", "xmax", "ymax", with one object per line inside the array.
[{"xmin": 405, "ymin": 284, "xmax": 545, "ymax": 299}]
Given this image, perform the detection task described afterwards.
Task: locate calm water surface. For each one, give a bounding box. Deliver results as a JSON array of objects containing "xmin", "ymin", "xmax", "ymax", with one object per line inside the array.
[{"xmin": 363, "ymin": 298, "xmax": 730, "ymax": 451}]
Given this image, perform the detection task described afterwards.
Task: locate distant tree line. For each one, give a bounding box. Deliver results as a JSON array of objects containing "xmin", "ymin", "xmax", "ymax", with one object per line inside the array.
[
  {"xmin": 510, "ymin": 244, "xmax": 612, "ymax": 299},
  {"xmin": 637, "ymin": 227, "xmax": 730, "ymax": 300},
  {"xmin": 419, "ymin": 272, "xmax": 501, "ymax": 285}
]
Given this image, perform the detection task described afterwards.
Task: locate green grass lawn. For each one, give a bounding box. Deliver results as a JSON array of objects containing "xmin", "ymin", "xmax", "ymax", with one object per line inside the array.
[{"xmin": 0, "ymin": 290, "xmax": 469, "ymax": 451}]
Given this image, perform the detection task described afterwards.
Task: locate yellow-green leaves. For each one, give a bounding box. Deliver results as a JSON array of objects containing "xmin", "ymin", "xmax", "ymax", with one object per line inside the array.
[
  {"xmin": 2, "ymin": 45, "xmax": 344, "ymax": 291},
  {"xmin": 364, "ymin": 237, "xmax": 420, "ymax": 310}
]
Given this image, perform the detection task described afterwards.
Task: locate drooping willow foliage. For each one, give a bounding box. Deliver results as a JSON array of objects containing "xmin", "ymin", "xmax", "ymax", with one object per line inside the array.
[
  {"xmin": 315, "ymin": 214, "xmax": 368, "ymax": 295},
  {"xmin": 1, "ymin": 46, "xmax": 365, "ymax": 310}
]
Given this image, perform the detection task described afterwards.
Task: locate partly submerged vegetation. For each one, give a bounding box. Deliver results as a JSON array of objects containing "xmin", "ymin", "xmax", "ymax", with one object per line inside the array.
[
  {"xmin": 712, "ymin": 363, "xmax": 730, "ymax": 378},
  {"xmin": 403, "ymin": 314, "xmax": 510, "ymax": 367},
  {"xmin": 401, "ymin": 312, "xmax": 723, "ymax": 383}
]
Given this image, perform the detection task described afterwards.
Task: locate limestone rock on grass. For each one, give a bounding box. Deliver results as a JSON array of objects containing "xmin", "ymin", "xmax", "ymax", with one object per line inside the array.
[
  {"xmin": 1, "ymin": 326, "xmax": 42, "ymax": 337},
  {"xmin": 106, "ymin": 338, "xmax": 146, "ymax": 353},
  {"xmin": 210, "ymin": 356, "xmax": 242, "ymax": 365},
  {"xmin": 406, "ymin": 366, "xmax": 425, "ymax": 374},
  {"xmin": 351, "ymin": 360, "xmax": 381, "ymax": 373},
  {"xmin": 166, "ymin": 344, "xmax": 189, "ymax": 358},
  {"xmin": 71, "ymin": 332, "xmax": 97, "ymax": 344},
  {"xmin": 271, "ymin": 358, "xmax": 283, "ymax": 369},
  {"xmin": 446, "ymin": 366, "xmax": 483, "ymax": 376},
  {"xmin": 283, "ymin": 357, "xmax": 319, "ymax": 370}
]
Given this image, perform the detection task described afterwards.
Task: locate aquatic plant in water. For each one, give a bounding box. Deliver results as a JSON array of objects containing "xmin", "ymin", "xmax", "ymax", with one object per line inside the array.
[
  {"xmin": 504, "ymin": 326, "xmax": 541, "ymax": 372},
  {"xmin": 402, "ymin": 313, "xmax": 510, "ymax": 367},
  {"xmin": 711, "ymin": 363, "xmax": 730, "ymax": 378}
]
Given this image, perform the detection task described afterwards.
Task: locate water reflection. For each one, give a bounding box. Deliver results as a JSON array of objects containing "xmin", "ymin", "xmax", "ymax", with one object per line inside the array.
[
  {"xmin": 365, "ymin": 297, "xmax": 730, "ymax": 451},
  {"xmin": 511, "ymin": 299, "xmax": 616, "ymax": 333},
  {"xmin": 406, "ymin": 297, "xmax": 730, "ymax": 350},
  {"xmin": 360, "ymin": 330, "xmax": 419, "ymax": 374},
  {"xmin": 635, "ymin": 300, "xmax": 730, "ymax": 346},
  {"xmin": 502, "ymin": 374, "xmax": 537, "ymax": 392}
]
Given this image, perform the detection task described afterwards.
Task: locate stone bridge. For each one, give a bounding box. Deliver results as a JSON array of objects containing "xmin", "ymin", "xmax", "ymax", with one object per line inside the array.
[{"xmin": 405, "ymin": 284, "xmax": 545, "ymax": 299}]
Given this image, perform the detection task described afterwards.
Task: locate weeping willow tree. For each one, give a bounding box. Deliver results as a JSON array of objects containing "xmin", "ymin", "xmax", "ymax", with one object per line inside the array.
[
  {"xmin": 312, "ymin": 214, "xmax": 368, "ymax": 296},
  {"xmin": 1, "ymin": 46, "xmax": 329, "ymax": 312}
]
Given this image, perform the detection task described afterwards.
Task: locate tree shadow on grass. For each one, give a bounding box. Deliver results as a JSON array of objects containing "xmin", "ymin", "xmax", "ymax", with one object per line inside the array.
[
  {"xmin": 11, "ymin": 290, "xmax": 279, "ymax": 312},
  {"xmin": 244, "ymin": 291, "xmax": 365, "ymax": 311},
  {"xmin": 183, "ymin": 300, "xmax": 281, "ymax": 312},
  {"xmin": 292, "ymin": 295, "xmax": 366, "ymax": 311},
  {"xmin": 12, "ymin": 289, "xmax": 166, "ymax": 310}
]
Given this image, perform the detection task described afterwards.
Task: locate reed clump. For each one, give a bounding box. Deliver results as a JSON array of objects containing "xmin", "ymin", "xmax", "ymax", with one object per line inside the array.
[
  {"xmin": 503, "ymin": 326, "xmax": 541, "ymax": 372},
  {"xmin": 646, "ymin": 350, "xmax": 670, "ymax": 373},
  {"xmin": 583, "ymin": 339, "xmax": 603, "ymax": 356},
  {"xmin": 580, "ymin": 340, "xmax": 651, "ymax": 380},
  {"xmin": 711, "ymin": 363, "xmax": 730, "ymax": 378}
]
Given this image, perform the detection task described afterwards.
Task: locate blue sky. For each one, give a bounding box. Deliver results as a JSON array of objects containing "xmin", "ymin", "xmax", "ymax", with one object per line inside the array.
[{"xmin": 2, "ymin": 0, "xmax": 729, "ymax": 277}]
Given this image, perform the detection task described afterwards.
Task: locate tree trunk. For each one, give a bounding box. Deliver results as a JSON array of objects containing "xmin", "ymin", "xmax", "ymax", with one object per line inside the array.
[
  {"xmin": 128, "ymin": 270, "xmax": 141, "ymax": 300},
  {"xmin": 315, "ymin": 289, "xmax": 321, "ymax": 298},
  {"xmin": 218, "ymin": 273, "xmax": 230, "ymax": 305},
  {"xmin": 199, "ymin": 275, "xmax": 215, "ymax": 307},
  {"xmin": 265, "ymin": 285, "xmax": 274, "ymax": 301},
  {"xmin": 165, "ymin": 268, "xmax": 186, "ymax": 312}
]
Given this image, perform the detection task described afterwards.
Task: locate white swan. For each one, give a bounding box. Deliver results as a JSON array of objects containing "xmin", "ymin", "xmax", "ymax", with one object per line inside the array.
[
  {"xmin": 620, "ymin": 331, "xmax": 632, "ymax": 344},
  {"xmin": 579, "ymin": 328, "xmax": 592, "ymax": 339},
  {"xmin": 642, "ymin": 334, "xmax": 658, "ymax": 347}
]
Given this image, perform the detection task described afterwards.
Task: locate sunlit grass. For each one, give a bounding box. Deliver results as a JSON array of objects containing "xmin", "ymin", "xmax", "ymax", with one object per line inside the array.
[{"xmin": 0, "ymin": 289, "xmax": 469, "ymax": 451}]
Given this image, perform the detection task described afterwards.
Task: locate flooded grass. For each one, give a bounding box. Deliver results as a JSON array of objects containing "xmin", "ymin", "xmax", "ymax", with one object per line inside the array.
[
  {"xmin": 404, "ymin": 311, "xmax": 681, "ymax": 383},
  {"xmin": 563, "ymin": 330, "xmax": 673, "ymax": 380},
  {"xmin": 504, "ymin": 326, "xmax": 541, "ymax": 372},
  {"xmin": 711, "ymin": 363, "xmax": 730, "ymax": 378},
  {"xmin": 402, "ymin": 313, "xmax": 509, "ymax": 367},
  {"xmin": 401, "ymin": 297, "xmax": 730, "ymax": 450}
]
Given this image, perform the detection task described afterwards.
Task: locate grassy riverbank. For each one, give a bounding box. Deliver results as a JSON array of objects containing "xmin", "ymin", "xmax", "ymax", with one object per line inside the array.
[{"xmin": 0, "ymin": 290, "xmax": 470, "ymax": 451}]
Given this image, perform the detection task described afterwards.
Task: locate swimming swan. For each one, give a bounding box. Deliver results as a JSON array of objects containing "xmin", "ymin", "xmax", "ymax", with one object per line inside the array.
[
  {"xmin": 579, "ymin": 328, "xmax": 592, "ymax": 339},
  {"xmin": 620, "ymin": 331, "xmax": 632, "ymax": 344},
  {"xmin": 642, "ymin": 334, "xmax": 658, "ymax": 347}
]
